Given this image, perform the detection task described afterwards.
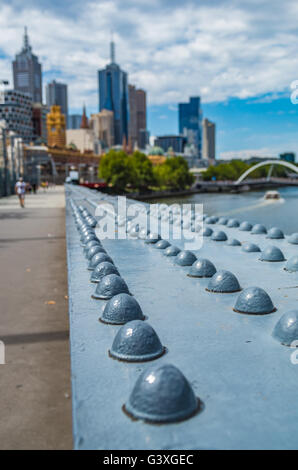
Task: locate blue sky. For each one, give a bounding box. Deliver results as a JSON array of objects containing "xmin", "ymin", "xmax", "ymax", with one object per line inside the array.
[{"xmin": 1, "ymin": 0, "xmax": 298, "ymax": 159}]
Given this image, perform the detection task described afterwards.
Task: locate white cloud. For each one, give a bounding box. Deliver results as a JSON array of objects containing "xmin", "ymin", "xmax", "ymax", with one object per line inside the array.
[{"xmin": 1, "ymin": 0, "xmax": 298, "ymax": 111}]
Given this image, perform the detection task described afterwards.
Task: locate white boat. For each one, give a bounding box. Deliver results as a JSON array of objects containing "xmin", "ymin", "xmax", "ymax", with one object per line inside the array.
[{"xmin": 264, "ymin": 190, "xmax": 281, "ymax": 200}]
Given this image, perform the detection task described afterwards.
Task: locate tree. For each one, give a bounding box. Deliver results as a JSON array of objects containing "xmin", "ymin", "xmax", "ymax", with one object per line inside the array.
[
  {"xmin": 154, "ymin": 156, "xmax": 194, "ymax": 190},
  {"xmin": 98, "ymin": 150, "xmax": 132, "ymax": 193},
  {"xmin": 128, "ymin": 151, "xmax": 155, "ymax": 191}
]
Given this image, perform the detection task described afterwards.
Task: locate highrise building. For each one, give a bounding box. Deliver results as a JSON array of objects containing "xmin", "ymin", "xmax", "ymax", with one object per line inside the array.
[
  {"xmin": 67, "ymin": 114, "xmax": 82, "ymax": 129},
  {"xmin": 32, "ymin": 103, "xmax": 48, "ymax": 143},
  {"xmin": 98, "ymin": 41, "xmax": 129, "ymax": 145},
  {"xmin": 128, "ymin": 85, "xmax": 147, "ymax": 149},
  {"xmin": 202, "ymin": 118, "xmax": 215, "ymax": 162},
  {"xmin": 12, "ymin": 27, "xmax": 42, "ymax": 103},
  {"xmin": 154, "ymin": 135, "xmax": 186, "ymax": 154},
  {"xmin": 0, "ymin": 89, "xmax": 34, "ymax": 143},
  {"xmin": 80, "ymin": 104, "xmax": 89, "ymax": 129},
  {"xmin": 178, "ymin": 97, "xmax": 202, "ymax": 159},
  {"xmin": 89, "ymin": 109, "xmax": 114, "ymax": 149},
  {"xmin": 46, "ymin": 80, "xmax": 68, "ymax": 119},
  {"xmin": 46, "ymin": 105, "xmax": 66, "ymax": 148}
]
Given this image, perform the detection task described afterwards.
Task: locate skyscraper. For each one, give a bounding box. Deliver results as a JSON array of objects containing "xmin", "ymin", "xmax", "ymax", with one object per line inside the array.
[
  {"xmin": 202, "ymin": 118, "xmax": 216, "ymax": 162},
  {"xmin": 128, "ymin": 85, "xmax": 147, "ymax": 149},
  {"xmin": 46, "ymin": 80, "xmax": 68, "ymax": 119},
  {"xmin": 0, "ymin": 89, "xmax": 34, "ymax": 143},
  {"xmin": 98, "ymin": 41, "xmax": 129, "ymax": 145},
  {"xmin": 178, "ymin": 97, "xmax": 202, "ymax": 159},
  {"xmin": 12, "ymin": 27, "xmax": 42, "ymax": 103}
]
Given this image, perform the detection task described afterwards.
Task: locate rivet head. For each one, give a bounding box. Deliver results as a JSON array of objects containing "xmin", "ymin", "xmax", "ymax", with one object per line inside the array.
[
  {"xmin": 81, "ymin": 233, "xmax": 97, "ymax": 246},
  {"xmin": 211, "ymin": 230, "xmax": 227, "ymax": 241},
  {"xmin": 260, "ymin": 245, "xmax": 285, "ymax": 262},
  {"xmin": 86, "ymin": 245, "xmax": 106, "ymax": 260},
  {"xmin": 218, "ymin": 217, "xmax": 228, "ymax": 225},
  {"xmin": 239, "ymin": 221, "xmax": 252, "ymax": 232},
  {"xmin": 88, "ymin": 252, "xmax": 114, "ymax": 270},
  {"xmin": 93, "ymin": 274, "xmax": 130, "ymax": 300},
  {"xmin": 234, "ymin": 286, "xmax": 275, "ymax": 314},
  {"xmin": 109, "ymin": 320, "xmax": 165, "ymax": 362},
  {"xmin": 267, "ymin": 227, "xmax": 284, "ymax": 239},
  {"xmin": 188, "ymin": 258, "xmax": 216, "ymax": 278},
  {"xmin": 163, "ymin": 245, "xmax": 181, "ymax": 257},
  {"xmin": 284, "ymin": 256, "xmax": 298, "ymax": 273},
  {"xmin": 154, "ymin": 240, "xmax": 171, "ymax": 250},
  {"xmin": 129, "ymin": 226, "xmax": 140, "ymax": 238},
  {"xmin": 272, "ymin": 310, "xmax": 298, "ymax": 346},
  {"xmin": 251, "ymin": 224, "xmax": 267, "ymax": 235},
  {"xmin": 91, "ymin": 261, "xmax": 120, "ymax": 283},
  {"xmin": 205, "ymin": 216, "xmax": 217, "ymax": 224},
  {"xmin": 175, "ymin": 250, "xmax": 197, "ymax": 266},
  {"xmin": 227, "ymin": 218, "xmax": 240, "ymax": 228},
  {"xmin": 241, "ymin": 242, "xmax": 261, "ymax": 253},
  {"xmin": 203, "ymin": 227, "xmax": 213, "ymax": 237},
  {"xmin": 227, "ymin": 238, "xmax": 241, "ymax": 246},
  {"xmin": 206, "ymin": 270, "xmax": 241, "ymax": 293},
  {"xmin": 288, "ymin": 233, "xmax": 298, "ymax": 245},
  {"xmin": 144, "ymin": 233, "xmax": 161, "ymax": 244},
  {"xmin": 100, "ymin": 293, "xmax": 144, "ymax": 324},
  {"xmin": 84, "ymin": 239, "xmax": 102, "ymax": 254},
  {"xmin": 124, "ymin": 363, "xmax": 200, "ymax": 423},
  {"xmin": 139, "ymin": 229, "xmax": 150, "ymax": 240}
]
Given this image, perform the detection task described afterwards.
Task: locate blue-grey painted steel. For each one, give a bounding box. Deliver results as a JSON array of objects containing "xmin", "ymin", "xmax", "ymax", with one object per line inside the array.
[
  {"xmin": 234, "ymin": 287, "xmax": 275, "ymax": 315},
  {"xmin": 272, "ymin": 310, "xmax": 298, "ymax": 346},
  {"xmin": 93, "ymin": 274, "xmax": 130, "ymax": 300},
  {"xmin": 227, "ymin": 238, "xmax": 241, "ymax": 246},
  {"xmin": 206, "ymin": 270, "xmax": 241, "ymax": 293},
  {"xmin": 65, "ymin": 185, "xmax": 298, "ymax": 450},
  {"xmin": 90, "ymin": 261, "xmax": 120, "ymax": 283},
  {"xmin": 239, "ymin": 221, "xmax": 252, "ymax": 231},
  {"xmin": 284, "ymin": 256, "xmax": 298, "ymax": 273},
  {"xmin": 251, "ymin": 224, "xmax": 267, "ymax": 235},
  {"xmin": 125, "ymin": 363, "xmax": 199, "ymax": 423},
  {"xmin": 288, "ymin": 233, "xmax": 298, "ymax": 244},
  {"xmin": 260, "ymin": 245, "xmax": 285, "ymax": 262},
  {"xmin": 175, "ymin": 250, "xmax": 197, "ymax": 266},
  {"xmin": 211, "ymin": 230, "xmax": 227, "ymax": 241},
  {"xmin": 267, "ymin": 227, "xmax": 285, "ymax": 239},
  {"xmin": 242, "ymin": 243, "xmax": 261, "ymax": 253},
  {"xmin": 163, "ymin": 245, "xmax": 181, "ymax": 257},
  {"xmin": 100, "ymin": 293, "xmax": 145, "ymax": 324},
  {"xmin": 109, "ymin": 320, "xmax": 165, "ymax": 362},
  {"xmin": 154, "ymin": 240, "xmax": 171, "ymax": 250},
  {"xmin": 188, "ymin": 258, "xmax": 216, "ymax": 278}
]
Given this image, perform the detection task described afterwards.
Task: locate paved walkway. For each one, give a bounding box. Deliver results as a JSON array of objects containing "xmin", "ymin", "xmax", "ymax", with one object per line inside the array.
[{"xmin": 0, "ymin": 186, "xmax": 72, "ymax": 449}]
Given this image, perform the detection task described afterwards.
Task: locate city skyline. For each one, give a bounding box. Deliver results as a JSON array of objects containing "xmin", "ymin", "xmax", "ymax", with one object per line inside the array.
[{"xmin": 1, "ymin": 0, "xmax": 298, "ymax": 158}]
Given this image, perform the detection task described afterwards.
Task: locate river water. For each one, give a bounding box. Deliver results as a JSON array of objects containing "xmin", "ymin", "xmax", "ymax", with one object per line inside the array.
[{"xmin": 146, "ymin": 186, "xmax": 298, "ymax": 234}]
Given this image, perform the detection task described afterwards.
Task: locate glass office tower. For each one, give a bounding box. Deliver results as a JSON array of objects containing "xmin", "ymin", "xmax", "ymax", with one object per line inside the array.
[
  {"xmin": 178, "ymin": 97, "xmax": 202, "ymax": 159},
  {"xmin": 98, "ymin": 42, "xmax": 129, "ymax": 145}
]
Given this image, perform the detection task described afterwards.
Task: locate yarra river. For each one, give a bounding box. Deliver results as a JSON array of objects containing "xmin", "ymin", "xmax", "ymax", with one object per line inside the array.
[{"xmin": 146, "ymin": 186, "xmax": 298, "ymax": 234}]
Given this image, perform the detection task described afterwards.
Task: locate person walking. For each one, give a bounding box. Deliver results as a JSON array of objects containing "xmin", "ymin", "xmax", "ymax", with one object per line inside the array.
[{"xmin": 15, "ymin": 177, "xmax": 26, "ymax": 208}]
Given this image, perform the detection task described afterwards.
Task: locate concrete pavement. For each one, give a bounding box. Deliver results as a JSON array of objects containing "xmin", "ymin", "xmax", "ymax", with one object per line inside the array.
[{"xmin": 0, "ymin": 186, "xmax": 72, "ymax": 449}]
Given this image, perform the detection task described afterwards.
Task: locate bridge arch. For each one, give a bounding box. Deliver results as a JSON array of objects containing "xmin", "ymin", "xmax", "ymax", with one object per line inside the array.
[{"xmin": 235, "ymin": 160, "xmax": 298, "ymax": 184}]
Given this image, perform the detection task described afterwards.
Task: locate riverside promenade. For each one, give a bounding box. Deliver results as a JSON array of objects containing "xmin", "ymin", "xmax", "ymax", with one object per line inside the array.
[{"xmin": 0, "ymin": 186, "xmax": 72, "ymax": 449}]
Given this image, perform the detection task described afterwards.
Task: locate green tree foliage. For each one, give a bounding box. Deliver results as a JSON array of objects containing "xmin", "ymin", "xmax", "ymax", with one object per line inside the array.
[
  {"xmin": 98, "ymin": 149, "xmax": 131, "ymax": 192},
  {"xmin": 154, "ymin": 156, "xmax": 194, "ymax": 190},
  {"xmin": 202, "ymin": 159, "xmax": 290, "ymax": 181},
  {"xmin": 127, "ymin": 151, "xmax": 155, "ymax": 191},
  {"xmin": 99, "ymin": 150, "xmax": 194, "ymax": 192}
]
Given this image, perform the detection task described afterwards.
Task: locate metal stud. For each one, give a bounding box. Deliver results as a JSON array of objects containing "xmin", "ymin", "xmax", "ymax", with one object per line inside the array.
[
  {"xmin": 284, "ymin": 256, "xmax": 298, "ymax": 273},
  {"xmin": 175, "ymin": 250, "xmax": 197, "ymax": 266},
  {"xmin": 100, "ymin": 293, "xmax": 144, "ymax": 324},
  {"xmin": 267, "ymin": 227, "xmax": 285, "ymax": 239},
  {"xmin": 188, "ymin": 258, "xmax": 216, "ymax": 278},
  {"xmin": 109, "ymin": 320, "xmax": 165, "ymax": 362},
  {"xmin": 260, "ymin": 245, "xmax": 285, "ymax": 262},
  {"xmin": 211, "ymin": 230, "xmax": 227, "ymax": 241},
  {"xmin": 93, "ymin": 274, "xmax": 130, "ymax": 300},
  {"xmin": 272, "ymin": 310, "xmax": 298, "ymax": 346},
  {"xmin": 206, "ymin": 270, "xmax": 241, "ymax": 293},
  {"xmin": 234, "ymin": 287, "xmax": 276, "ymax": 314},
  {"xmin": 124, "ymin": 363, "xmax": 200, "ymax": 423},
  {"xmin": 241, "ymin": 243, "xmax": 261, "ymax": 253},
  {"xmin": 90, "ymin": 261, "xmax": 120, "ymax": 283}
]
